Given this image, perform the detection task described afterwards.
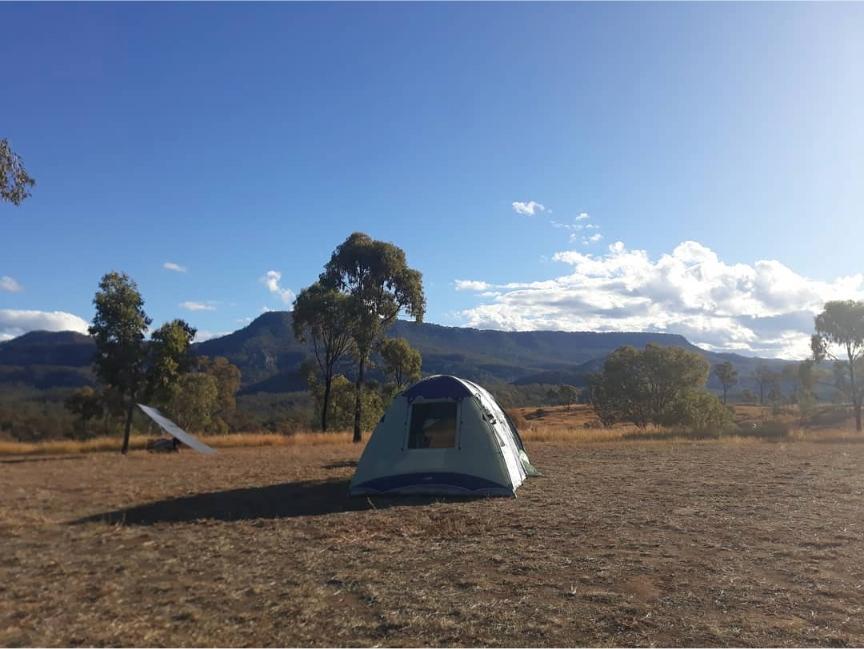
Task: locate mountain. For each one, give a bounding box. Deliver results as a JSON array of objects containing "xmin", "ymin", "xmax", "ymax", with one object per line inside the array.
[
  {"xmin": 0, "ymin": 311, "xmax": 793, "ymax": 393},
  {"xmin": 0, "ymin": 331, "xmax": 95, "ymax": 389}
]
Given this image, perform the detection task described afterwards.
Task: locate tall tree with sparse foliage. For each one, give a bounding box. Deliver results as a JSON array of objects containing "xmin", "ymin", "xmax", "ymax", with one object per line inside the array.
[
  {"xmin": 752, "ymin": 364, "xmax": 778, "ymax": 406},
  {"xmin": 812, "ymin": 300, "xmax": 864, "ymax": 432},
  {"xmin": 0, "ymin": 139, "xmax": 35, "ymax": 206},
  {"xmin": 293, "ymin": 282, "xmax": 356, "ymax": 432},
  {"xmin": 378, "ymin": 337, "xmax": 422, "ymax": 392},
  {"xmin": 89, "ymin": 272, "xmax": 152, "ymax": 454},
  {"xmin": 321, "ymin": 233, "xmax": 425, "ymax": 442},
  {"xmin": 712, "ymin": 361, "xmax": 738, "ymax": 405}
]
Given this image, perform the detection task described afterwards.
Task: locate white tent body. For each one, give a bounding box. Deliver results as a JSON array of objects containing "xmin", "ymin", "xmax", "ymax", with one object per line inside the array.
[
  {"xmin": 137, "ymin": 404, "xmax": 216, "ymax": 455},
  {"xmin": 350, "ymin": 375, "xmax": 538, "ymax": 497}
]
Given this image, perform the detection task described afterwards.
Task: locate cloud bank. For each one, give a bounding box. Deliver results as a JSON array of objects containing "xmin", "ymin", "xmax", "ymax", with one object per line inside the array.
[
  {"xmin": 0, "ymin": 309, "xmax": 89, "ymax": 341},
  {"xmin": 457, "ymin": 240, "xmax": 864, "ymax": 359}
]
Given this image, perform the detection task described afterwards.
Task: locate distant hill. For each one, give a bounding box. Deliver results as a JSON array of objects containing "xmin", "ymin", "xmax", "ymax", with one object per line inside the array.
[
  {"xmin": 0, "ymin": 311, "xmax": 794, "ymax": 395},
  {"xmin": 0, "ymin": 331, "xmax": 95, "ymax": 389}
]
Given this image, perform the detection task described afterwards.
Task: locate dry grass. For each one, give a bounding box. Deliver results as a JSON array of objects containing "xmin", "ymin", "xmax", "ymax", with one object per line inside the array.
[
  {"xmin": 3, "ymin": 441, "xmax": 864, "ymax": 646},
  {"xmin": 2, "ymin": 404, "xmax": 860, "ymax": 457},
  {"xmin": 0, "ymin": 430, "xmax": 354, "ymax": 456}
]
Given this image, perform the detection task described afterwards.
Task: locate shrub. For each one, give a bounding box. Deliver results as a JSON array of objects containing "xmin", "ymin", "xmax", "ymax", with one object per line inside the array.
[
  {"xmin": 588, "ymin": 344, "xmax": 711, "ymax": 429},
  {"xmin": 668, "ymin": 390, "xmax": 736, "ymax": 436}
]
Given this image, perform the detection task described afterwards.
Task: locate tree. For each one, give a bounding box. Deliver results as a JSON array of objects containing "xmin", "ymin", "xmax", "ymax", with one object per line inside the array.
[
  {"xmin": 197, "ymin": 356, "xmax": 242, "ymax": 432},
  {"xmin": 146, "ymin": 319, "xmax": 197, "ymax": 405},
  {"xmin": 752, "ymin": 364, "xmax": 778, "ymax": 406},
  {"xmin": 812, "ymin": 300, "xmax": 864, "ymax": 432},
  {"xmin": 588, "ymin": 344, "xmax": 723, "ymax": 431},
  {"xmin": 378, "ymin": 337, "xmax": 421, "ymax": 393},
  {"xmin": 712, "ymin": 361, "xmax": 738, "ymax": 405},
  {"xmin": 0, "ymin": 139, "xmax": 35, "ymax": 206},
  {"xmin": 89, "ymin": 272, "xmax": 151, "ymax": 454},
  {"xmin": 166, "ymin": 373, "xmax": 219, "ymax": 433},
  {"xmin": 558, "ymin": 384, "xmax": 579, "ymax": 411},
  {"xmin": 292, "ymin": 282, "xmax": 355, "ymax": 431},
  {"xmin": 320, "ymin": 233, "xmax": 425, "ymax": 442}
]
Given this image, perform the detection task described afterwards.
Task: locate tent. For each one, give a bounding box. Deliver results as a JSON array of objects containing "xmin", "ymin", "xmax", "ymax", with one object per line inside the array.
[{"xmin": 349, "ymin": 375, "xmax": 539, "ymax": 497}]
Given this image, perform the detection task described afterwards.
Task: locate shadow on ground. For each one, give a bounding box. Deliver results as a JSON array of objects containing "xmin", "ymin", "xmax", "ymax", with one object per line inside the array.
[{"xmin": 72, "ymin": 478, "xmax": 472, "ymax": 526}]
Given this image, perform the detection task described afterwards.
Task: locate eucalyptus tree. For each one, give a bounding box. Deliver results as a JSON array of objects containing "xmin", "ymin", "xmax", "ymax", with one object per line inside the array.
[
  {"xmin": 89, "ymin": 272, "xmax": 152, "ymax": 454},
  {"xmin": 0, "ymin": 139, "xmax": 35, "ymax": 205},
  {"xmin": 321, "ymin": 233, "xmax": 425, "ymax": 442},
  {"xmin": 812, "ymin": 300, "xmax": 864, "ymax": 432},
  {"xmin": 292, "ymin": 282, "xmax": 355, "ymax": 431}
]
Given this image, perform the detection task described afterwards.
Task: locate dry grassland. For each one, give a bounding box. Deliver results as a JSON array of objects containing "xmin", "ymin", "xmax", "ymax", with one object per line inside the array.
[{"xmin": 2, "ymin": 427, "xmax": 864, "ymax": 646}]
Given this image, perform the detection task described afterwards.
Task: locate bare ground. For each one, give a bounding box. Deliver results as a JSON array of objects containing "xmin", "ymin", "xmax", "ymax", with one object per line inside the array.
[{"xmin": 2, "ymin": 439, "xmax": 864, "ymax": 647}]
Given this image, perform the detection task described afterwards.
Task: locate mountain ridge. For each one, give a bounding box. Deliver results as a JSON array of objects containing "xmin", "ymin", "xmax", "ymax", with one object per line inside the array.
[{"xmin": 0, "ymin": 311, "xmax": 792, "ymax": 393}]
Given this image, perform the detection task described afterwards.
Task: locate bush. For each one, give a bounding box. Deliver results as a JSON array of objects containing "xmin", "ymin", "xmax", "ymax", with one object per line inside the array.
[
  {"xmin": 668, "ymin": 390, "xmax": 736, "ymax": 436},
  {"xmin": 588, "ymin": 344, "xmax": 711, "ymax": 429}
]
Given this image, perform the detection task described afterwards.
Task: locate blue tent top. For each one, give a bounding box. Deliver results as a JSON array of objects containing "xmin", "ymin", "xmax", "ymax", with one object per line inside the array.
[{"xmin": 402, "ymin": 375, "xmax": 474, "ymax": 402}]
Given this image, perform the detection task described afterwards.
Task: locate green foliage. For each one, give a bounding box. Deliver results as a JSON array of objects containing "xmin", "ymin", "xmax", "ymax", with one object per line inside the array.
[
  {"xmin": 292, "ymin": 282, "xmax": 355, "ymax": 431},
  {"xmin": 146, "ymin": 319, "xmax": 197, "ymax": 405},
  {"xmin": 667, "ymin": 390, "xmax": 735, "ymax": 436},
  {"xmin": 320, "ymin": 232, "xmax": 425, "ymax": 441},
  {"xmin": 589, "ymin": 344, "xmax": 727, "ymax": 433},
  {"xmin": 301, "ymin": 363, "xmax": 386, "ymax": 432},
  {"xmin": 197, "ymin": 356, "xmax": 241, "ymax": 430},
  {"xmin": 378, "ymin": 337, "xmax": 421, "ymax": 391},
  {"xmin": 89, "ymin": 272, "xmax": 152, "ymax": 453},
  {"xmin": 165, "ymin": 373, "xmax": 219, "ymax": 433},
  {"xmin": 0, "ymin": 138, "xmax": 35, "ymax": 205}
]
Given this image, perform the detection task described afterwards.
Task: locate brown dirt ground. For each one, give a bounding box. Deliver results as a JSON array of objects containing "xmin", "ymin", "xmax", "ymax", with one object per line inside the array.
[{"xmin": 2, "ymin": 438, "xmax": 864, "ymax": 647}]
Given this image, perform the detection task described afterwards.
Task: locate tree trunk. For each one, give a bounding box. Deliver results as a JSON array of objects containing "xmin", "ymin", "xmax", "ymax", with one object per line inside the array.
[
  {"xmin": 321, "ymin": 375, "xmax": 332, "ymax": 432},
  {"xmin": 121, "ymin": 400, "xmax": 134, "ymax": 455},
  {"xmin": 721, "ymin": 385, "xmax": 727, "ymax": 405},
  {"xmin": 847, "ymin": 346, "xmax": 861, "ymax": 433},
  {"xmin": 353, "ymin": 356, "xmax": 365, "ymax": 443}
]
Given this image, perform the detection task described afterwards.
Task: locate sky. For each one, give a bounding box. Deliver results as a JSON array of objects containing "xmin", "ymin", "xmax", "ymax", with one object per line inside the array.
[{"xmin": 1, "ymin": 2, "xmax": 863, "ymax": 359}]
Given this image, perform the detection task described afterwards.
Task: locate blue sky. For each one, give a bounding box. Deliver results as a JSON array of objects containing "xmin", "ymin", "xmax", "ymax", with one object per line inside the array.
[{"xmin": 1, "ymin": 3, "xmax": 863, "ymax": 358}]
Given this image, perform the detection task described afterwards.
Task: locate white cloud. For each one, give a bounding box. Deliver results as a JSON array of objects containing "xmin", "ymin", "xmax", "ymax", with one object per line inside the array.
[
  {"xmin": 512, "ymin": 201, "xmax": 546, "ymax": 216},
  {"xmin": 0, "ymin": 276, "xmax": 23, "ymax": 293},
  {"xmin": 575, "ymin": 212, "xmax": 590, "ymax": 221},
  {"xmin": 179, "ymin": 301, "xmax": 216, "ymax": 312},
  {"xmin": 580, "ymin": 233, "xmax": 604, "ymax": 245},
  {"xmin": 163, "ymin": 261, "xmax": 187, "ymax": 273},
  {"xmin": 454, "ymin": 280, "xmax": 490, "ymax": 292},
  {"xmin": 0, "ymin": 309, "xmax": 89, "ymax": 341},
  {"xmin": 458, "ymin": 240, "xmax": 864, "ymax": 359},
  {"xmin": 260, "ymin": 270, "xmax": 295, "ymax": 304}
]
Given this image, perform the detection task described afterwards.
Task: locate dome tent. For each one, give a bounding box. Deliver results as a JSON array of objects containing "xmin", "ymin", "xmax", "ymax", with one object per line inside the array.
[{"xmin": 350, "ymin": 375, "xmax": 539, "ymax": 497}]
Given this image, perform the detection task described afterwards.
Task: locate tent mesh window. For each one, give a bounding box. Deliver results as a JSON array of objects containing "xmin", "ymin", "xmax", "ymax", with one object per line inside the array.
[{"xmin": 407, "ymin": 401, "xmax": 458, "ymax": 449}]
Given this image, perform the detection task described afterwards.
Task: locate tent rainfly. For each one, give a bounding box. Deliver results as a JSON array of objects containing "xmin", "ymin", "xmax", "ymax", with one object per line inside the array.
[
  {"xmin": 350, "ymin": 375, "xmax": 539, "ymax": 497},
  {"xmin": 137, "ymin": 403, "xmax": 216, "ymax": 455}
]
